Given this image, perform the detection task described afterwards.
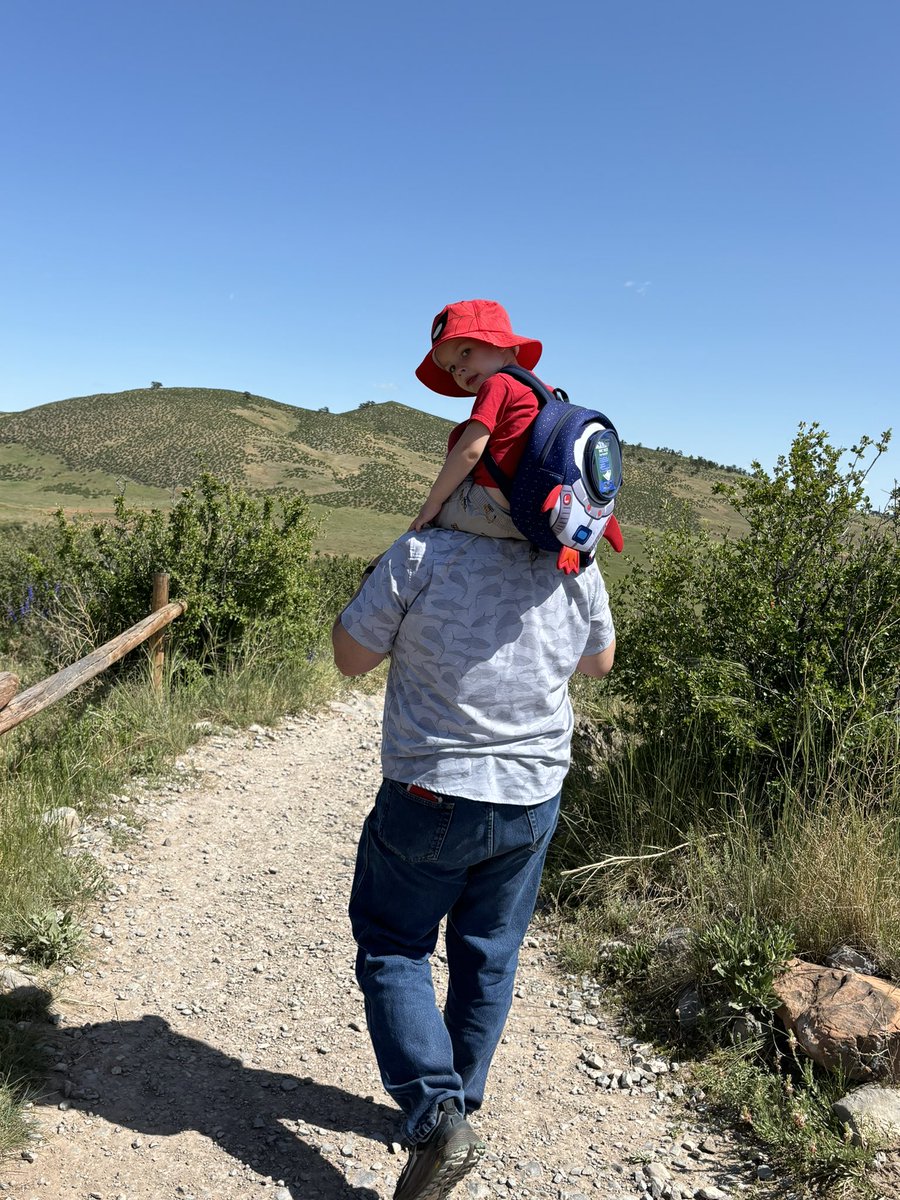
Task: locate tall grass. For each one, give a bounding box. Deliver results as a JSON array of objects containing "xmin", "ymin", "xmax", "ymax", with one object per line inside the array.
[
  {"xmin": 550, "ymin": 696, "xmax": 900, "ymax": 1196},
  {"xmin": 555, "ymin": 702, "xmax": 900, "ymax": 977}
]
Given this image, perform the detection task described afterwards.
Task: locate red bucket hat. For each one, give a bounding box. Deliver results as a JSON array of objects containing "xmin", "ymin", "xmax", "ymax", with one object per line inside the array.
[{"xmin": 415, "ymin": 299, "xmax": 543, "ymax": 397}]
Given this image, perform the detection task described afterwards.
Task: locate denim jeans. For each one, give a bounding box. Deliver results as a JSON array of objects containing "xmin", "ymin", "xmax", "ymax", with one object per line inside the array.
[{"xmin": 348, "ymin": 778, "xmax": 561, "ymax": 1144}]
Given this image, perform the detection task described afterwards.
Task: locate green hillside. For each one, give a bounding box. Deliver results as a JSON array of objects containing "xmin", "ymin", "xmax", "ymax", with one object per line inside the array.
[{"xmin": 0, "ymin": 385, "xmax": 748, "ymax": 565}]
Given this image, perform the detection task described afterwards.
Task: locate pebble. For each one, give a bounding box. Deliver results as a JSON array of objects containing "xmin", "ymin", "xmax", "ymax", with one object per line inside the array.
[{"xmin": 10, "ymin": 695, "xmax": 789, "ymax": 1200}]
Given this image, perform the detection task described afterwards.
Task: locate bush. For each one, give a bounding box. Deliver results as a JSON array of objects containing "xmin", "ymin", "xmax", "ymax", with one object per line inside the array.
[
  {"xmin": 5, "ymin": 474, "xmax": 330, "ymax": 667},
  {"xmin": 608, "ymin": 425, "xmax": 899, "ymax": 793}
]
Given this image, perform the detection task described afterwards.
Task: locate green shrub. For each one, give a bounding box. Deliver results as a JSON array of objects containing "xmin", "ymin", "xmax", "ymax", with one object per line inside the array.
[
  {"xmin": 8, "ymin": 474, "xmax": 328, "ymax": 667},
  {"xmin": 693, "ymin": 912, "xmax": 795, "ymax": 1016},
  {"xmin": 608, "ymin": 425, "xmax": 899, "ymax": 793}
]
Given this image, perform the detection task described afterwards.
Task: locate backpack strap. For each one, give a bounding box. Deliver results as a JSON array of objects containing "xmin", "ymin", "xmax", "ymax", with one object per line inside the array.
[{"xmin": 479, "ymin": 367, "xmax": 564, "ymax": 499}]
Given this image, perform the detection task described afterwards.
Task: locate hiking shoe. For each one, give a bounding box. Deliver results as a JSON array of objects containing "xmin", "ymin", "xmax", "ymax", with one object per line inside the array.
[{"xmin": 393, "ymin": 1099, "xmax": 485, "ymax": 1200}]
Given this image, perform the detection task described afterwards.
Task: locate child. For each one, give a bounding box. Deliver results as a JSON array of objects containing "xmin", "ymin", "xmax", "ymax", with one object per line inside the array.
[{"xmin": 410, "ymin": 299, "xmax": 545, "ymax": 539}]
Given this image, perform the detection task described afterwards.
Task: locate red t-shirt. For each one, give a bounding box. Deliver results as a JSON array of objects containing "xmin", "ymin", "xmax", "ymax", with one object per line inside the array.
[{"xmin": 447, "ymin": 373, "xmax": 543, "ymax": 490}]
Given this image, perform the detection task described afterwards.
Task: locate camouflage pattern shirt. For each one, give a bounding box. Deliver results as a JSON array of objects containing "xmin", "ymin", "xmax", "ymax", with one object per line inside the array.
[{"xmin": 340, "ymin": 529, "xmax": 614, "ymax": 805}]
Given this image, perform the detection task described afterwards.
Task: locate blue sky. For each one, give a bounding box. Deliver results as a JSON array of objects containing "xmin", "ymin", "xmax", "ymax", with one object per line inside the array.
[{"xmin": 2, "ymin": 0, "xmax": 897, "ymax": 506}]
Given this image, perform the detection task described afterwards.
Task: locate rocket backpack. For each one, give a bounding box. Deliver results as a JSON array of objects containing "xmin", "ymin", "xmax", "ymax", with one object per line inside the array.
[{"xmin": 481, "ymin": 365, "xmax": 624, "ymax": 575}]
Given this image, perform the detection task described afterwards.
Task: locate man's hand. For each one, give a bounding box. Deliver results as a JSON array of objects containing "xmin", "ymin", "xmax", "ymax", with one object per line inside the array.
[{"xmin": 409, "ymin": 497, "xmax": 444, "ymax": 532}]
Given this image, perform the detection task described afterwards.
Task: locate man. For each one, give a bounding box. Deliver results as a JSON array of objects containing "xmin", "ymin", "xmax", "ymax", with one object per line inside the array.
[{"xmin": 332, "ymin": 528, "xmax": 615, "ymax": 1200}]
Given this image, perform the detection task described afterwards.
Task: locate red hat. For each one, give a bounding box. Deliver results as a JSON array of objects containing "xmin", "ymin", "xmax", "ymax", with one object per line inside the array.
[{"xmin": 415, "ymin": 299, "xmax": 543, "ymax": 397}]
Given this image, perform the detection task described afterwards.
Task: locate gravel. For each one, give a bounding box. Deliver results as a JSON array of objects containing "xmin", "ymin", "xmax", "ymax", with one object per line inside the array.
[{"xmin": 1, "ymin": 691, "xmax": 806, "ymax": 1198}]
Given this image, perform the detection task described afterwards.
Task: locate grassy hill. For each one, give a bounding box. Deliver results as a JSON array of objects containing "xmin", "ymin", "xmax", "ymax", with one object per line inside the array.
[{"xmin": 0, "ymin": 385, "xmax": 749, "ymax": 571}]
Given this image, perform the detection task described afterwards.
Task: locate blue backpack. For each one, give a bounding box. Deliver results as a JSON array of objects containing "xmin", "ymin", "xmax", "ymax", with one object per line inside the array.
[{"xmin": 481, "ymin": 366, "xmax": 623, "ymax": 575}]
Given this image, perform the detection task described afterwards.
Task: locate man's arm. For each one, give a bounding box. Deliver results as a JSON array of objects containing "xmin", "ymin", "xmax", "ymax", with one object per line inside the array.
[
  {"xmin": 577, "ymin": 637, "xmax": 616, "ymax": 678},
  {"xmin": 331, "ymin": 556, "xmax": 395, "ymax": 677},
  {"xmin": 332, "ymin": 615, "xmax": 388, "ymax": 676}
]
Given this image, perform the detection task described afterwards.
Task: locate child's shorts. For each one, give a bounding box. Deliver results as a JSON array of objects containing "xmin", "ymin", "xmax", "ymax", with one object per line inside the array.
[{"xmin": 434, "ymin": 480, "xmax": 527, "ymax": 540}]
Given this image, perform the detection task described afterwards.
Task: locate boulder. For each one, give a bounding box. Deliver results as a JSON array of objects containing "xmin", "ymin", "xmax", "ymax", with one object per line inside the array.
[
  {"xmin": 833, "ymin": 1083, "xmax": 900, "ymax": 1148},
  {"xmin": 774, "ymin": 959, "xmax": 900, "ymax": 1080}
]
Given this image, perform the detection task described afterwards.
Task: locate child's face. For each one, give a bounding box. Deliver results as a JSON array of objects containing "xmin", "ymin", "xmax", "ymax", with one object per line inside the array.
[{"xmin": 432, "ymin": 339, "xmax": 518, "ymax": 394}]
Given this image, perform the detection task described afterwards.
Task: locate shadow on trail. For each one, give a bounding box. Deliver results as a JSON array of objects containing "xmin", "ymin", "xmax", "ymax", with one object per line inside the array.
[{"xmin": 39, "ymin": 1013, "xmax": 397, "ymax": 1198}]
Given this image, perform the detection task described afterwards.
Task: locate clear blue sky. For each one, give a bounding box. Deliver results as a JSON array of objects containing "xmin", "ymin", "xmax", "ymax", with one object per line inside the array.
[{"xmin": 2, "ymin": 0, "xmax": 897, "ymax": 506}]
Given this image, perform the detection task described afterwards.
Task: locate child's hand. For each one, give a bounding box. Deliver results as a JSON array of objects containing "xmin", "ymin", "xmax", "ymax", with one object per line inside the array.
[{"xmin": 409, "ymin": 498, "xmax": 443, "ymax": 532}]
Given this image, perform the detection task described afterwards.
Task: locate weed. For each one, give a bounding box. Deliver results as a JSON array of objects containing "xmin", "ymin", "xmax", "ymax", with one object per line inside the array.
[
  {"xmin": 693, "ymin": 913, "xmax": 795, "ymax": 1015},
  {"xmin": 694, "ymin": 1045, "xmax": 874, "ymax": 1198},
  {"xmin": 11, "ymin": 908, "xmax": 83, "ymax": 966}
]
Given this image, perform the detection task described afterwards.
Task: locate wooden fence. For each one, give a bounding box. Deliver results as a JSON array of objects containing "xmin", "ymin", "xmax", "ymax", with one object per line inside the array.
[{"xmin": 0, "ymin": 572, "xmax": 186, "ymax": 737}]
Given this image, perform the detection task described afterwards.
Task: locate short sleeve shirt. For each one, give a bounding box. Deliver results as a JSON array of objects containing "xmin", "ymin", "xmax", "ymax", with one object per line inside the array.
[
  {"xmin": 447, "ymin": 373, "xmax": 541, "ymax": 490},
  {"xmin": 340, "ymin": 529, "xmax": 615, "ymax": 804}
]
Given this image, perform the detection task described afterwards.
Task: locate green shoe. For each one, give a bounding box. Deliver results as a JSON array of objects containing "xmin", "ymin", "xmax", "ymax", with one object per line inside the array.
[{"xmin": 393, "ymin": 1100, "xmax": 485, "ymax": 1200}]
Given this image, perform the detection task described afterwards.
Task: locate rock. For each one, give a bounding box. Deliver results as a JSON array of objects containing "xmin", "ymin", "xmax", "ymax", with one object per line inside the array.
[
  {"xmin": 1, "ymin": 968, "xmax": 37, "ymax": 996},
  {"xmin": 676, "ymin": 985, "xmax": 702, "ymax": 1031},
  {"xmin": 465, "ymin": 1181, "xmax": 491, "ymax": 1198},
  {"xmin": 41, "ymin": 807, "xmax": 81, "ymax": 836},
  {"xmin": 658, "ymin": 927, "xmax": 691, "ymax": 959},
  {"xmin": 644, "ymin": 1163, "xmax": 670, "ymax": 1185},
  {"xmin": 774, "ymin": 959, "xmax": 900, "ymax": 1080},
  {"xmin": 730, "ymin": 1012, "xmax": 764, "ymax": 1044},
  {"xmin": 349, "ymin": 1171, "xmax": 379, "ymax": 1188},
  {"xmin": 825, "ymin": 945, "xmax": 878, "ymax": 975},
  {"xmin": 695, "ymin": 1188, "xmax": 727, "ymax": 1200},
  {"xmin": 832, "ymin": 1084, "xmax": 900, "ymax": 1148},
  {"xmin": 0, "ymin": 968, "xmax": 49, "ymax": 1014}
]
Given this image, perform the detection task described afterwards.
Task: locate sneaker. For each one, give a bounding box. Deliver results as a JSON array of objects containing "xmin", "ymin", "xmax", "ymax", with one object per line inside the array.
[{"xmin": 393, "ymin": 1099, "xmax": 485, "ymax": 1200}]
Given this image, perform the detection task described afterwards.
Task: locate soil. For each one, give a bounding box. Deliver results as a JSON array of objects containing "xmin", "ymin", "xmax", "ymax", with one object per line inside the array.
[{"xmin": 0, "ymin": 691, "xmax": 888, "ymax": 1200}]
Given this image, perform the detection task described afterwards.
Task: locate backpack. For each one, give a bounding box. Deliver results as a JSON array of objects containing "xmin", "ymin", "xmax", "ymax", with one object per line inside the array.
[{"xmin": 481, "ymin": 365, "xmax": 623, "ymax": 575}]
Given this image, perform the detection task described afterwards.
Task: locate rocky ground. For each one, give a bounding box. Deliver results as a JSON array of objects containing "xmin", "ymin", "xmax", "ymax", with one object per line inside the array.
[{"xmin": 0, "ymin": 691, "xmax": 876, "ymax": 1200}]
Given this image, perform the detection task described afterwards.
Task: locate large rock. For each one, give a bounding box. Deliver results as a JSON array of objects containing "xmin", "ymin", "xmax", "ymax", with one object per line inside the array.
[
  {"xmin": 833, "ymin": 1084, "xmax": 900, "ymax": 1148},
  {"xmin": 774, "ymin": 959, "xmax": 900, "ymax": 1080}
]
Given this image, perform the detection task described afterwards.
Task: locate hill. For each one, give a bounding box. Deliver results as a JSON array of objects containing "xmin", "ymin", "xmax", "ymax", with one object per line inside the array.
[{"xmin": 0, "ymin": 386, "xmax": 749, "ymax": 564}]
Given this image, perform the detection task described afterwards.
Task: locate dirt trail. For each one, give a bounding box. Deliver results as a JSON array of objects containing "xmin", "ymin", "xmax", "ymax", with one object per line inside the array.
[{"xmin": 5, "ymin": 692, "xmax": 786, "ymax": 1200}]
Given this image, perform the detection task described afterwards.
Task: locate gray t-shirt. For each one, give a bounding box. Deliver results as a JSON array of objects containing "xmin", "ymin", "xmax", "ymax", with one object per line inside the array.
[{"xmin": 341, "ymin": 529, "xmax": 615, "ymax": 805}]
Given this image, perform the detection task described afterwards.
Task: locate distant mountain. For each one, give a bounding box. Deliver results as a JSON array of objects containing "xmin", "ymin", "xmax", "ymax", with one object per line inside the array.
[{"xmin": 0, "ymin": 386, "xmax": 749, "ymax": 557}]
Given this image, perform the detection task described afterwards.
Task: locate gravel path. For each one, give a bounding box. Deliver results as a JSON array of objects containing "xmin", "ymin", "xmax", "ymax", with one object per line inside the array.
[{"xmin": 5, "ymin": 692, "xmax": 787, "ymax": 1200}]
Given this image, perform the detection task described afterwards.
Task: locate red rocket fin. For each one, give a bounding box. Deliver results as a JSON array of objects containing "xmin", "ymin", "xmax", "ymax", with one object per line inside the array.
[
  {"xmin": 603, "ymin": 515, "xmax": 624, "ymax": 553},
  {"xmin": 556, "ymin": 546, "xmax": 581, "ymax": 574},
  {"xmin": 542, "ymin": 485, "xmax": 563, "ymax": 513}
]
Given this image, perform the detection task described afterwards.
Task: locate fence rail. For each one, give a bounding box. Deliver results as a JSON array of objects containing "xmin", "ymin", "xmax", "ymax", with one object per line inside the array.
[{"xmin": 0, "ymin": 573, "xmax": 186, "ymax": 737}]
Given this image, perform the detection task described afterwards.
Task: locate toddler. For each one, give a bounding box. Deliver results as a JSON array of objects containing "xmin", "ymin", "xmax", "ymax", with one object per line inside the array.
[{"xmin": 410, "ymin": 299, "xmax": 547, "ymax": 539}]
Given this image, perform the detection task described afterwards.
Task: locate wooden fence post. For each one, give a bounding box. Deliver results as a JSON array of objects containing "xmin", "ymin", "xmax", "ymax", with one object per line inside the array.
[
  {"xmin": 0, "ymin": 672, "xmax": 19, "ymax": 712},
  {"xmin": 148, "ymin": 573, "xmax": 170, "ymax": 691}
]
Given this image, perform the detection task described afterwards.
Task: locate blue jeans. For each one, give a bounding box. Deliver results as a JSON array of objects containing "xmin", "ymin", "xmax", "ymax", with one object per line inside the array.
[{"xmin": 348, "ymin": 778, "xmax": 561, "ymax": 1144}]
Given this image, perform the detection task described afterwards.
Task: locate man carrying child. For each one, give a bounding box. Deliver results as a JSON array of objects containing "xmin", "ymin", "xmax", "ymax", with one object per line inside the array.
[{"xmin": 332, "ymin": 300, "xmax": 615, "ymax": 1200}]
